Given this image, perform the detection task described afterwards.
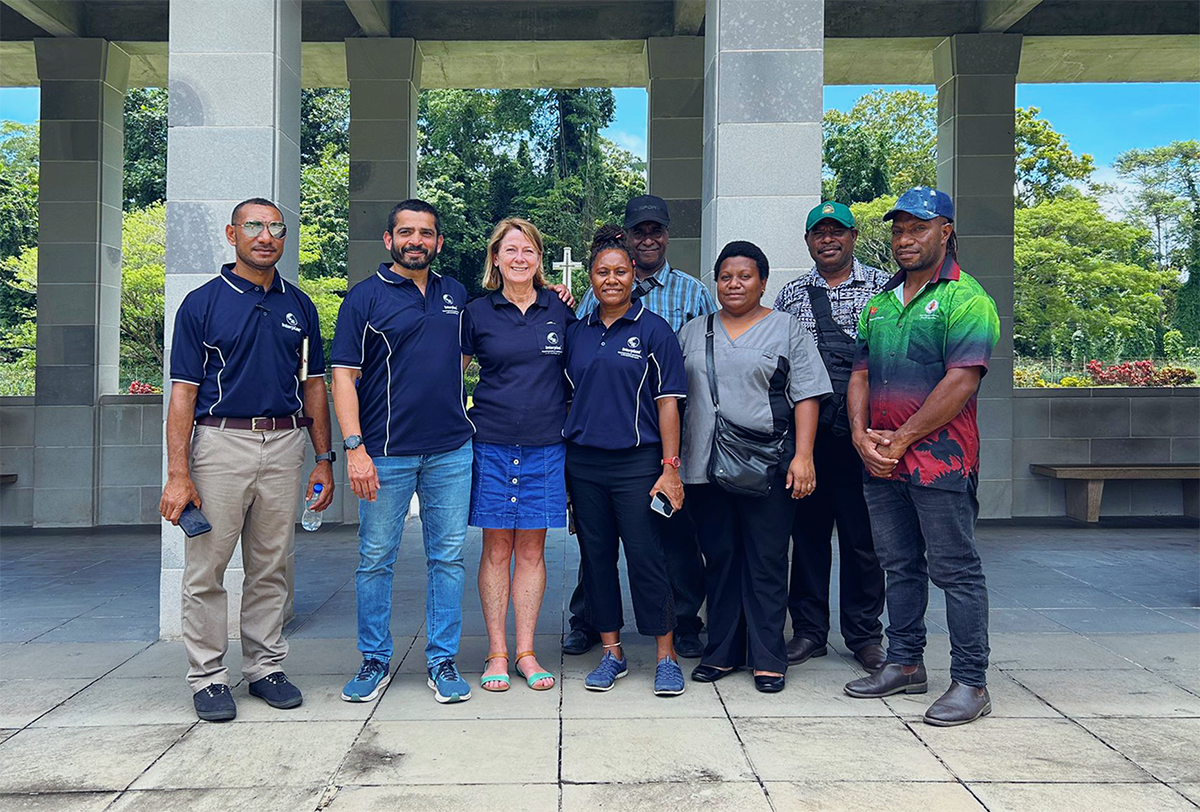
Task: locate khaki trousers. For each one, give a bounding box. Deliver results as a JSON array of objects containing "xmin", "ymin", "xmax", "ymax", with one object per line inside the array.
[{"xmin": 183, "ymin": 423, "xmax": 306, "ymax": 691}]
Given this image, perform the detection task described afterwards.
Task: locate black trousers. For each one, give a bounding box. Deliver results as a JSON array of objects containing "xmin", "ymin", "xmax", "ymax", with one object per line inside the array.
[
  {"xmin": 788, "ymin": 427, "xmax": 885, "ymax": 651},
  {"xmin": 568, "ymin": 470, "xmax": 705, "ymax": 637},
  {"xmin": 566, "ymin": 443, "xmax": 676, "ymax": 637},
  {"xmin": 686, "ymin": 474, "xmax": 794, "ymax": 674}
]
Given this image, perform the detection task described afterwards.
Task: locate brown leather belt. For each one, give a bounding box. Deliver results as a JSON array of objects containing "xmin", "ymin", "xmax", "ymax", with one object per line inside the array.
[{"xmin": 195, "ymin": 415, "xmax": 313, "ymax": 431}]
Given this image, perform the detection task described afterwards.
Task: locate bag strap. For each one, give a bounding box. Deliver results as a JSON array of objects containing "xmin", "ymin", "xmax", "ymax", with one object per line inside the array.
[
  {"xmin": 705, "ymin": 313, "xmax": 720, "ymax": 412},
  {"xmin": 806, "ymin": 285, "xmax": 856, "ymax": 345}
]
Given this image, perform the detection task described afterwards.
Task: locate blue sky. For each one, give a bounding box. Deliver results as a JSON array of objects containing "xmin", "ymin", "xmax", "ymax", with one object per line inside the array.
[
  {"xmin": 4, "ymin": 82, "xmax": 1197, "ymax": 176},
  {"xmin": 602, "ymin": 83, "xmax": 1200, "ymax": 179}
]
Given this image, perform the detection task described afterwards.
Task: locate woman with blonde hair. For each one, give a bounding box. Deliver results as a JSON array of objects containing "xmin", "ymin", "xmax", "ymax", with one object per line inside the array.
[{"xmin": 462, "ymin": 217, "xmax": 576, "ymax": 692}]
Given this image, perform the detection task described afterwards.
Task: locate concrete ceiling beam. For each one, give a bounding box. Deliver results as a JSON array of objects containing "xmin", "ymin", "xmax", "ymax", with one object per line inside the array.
[
  {"xmin": 2, "ymin": 0, "xmax": 82, "ymax": 37},
  {"xmin": 674, "ymin": 0, "xmax": 705, "ymax": 35},
  {"xmin": 345, "ymin": 0, "xmax": 390, "ymax": 37},
  {"xmin": 979, "ymin": 0, "xmax": 1044, "ymax": 32}
]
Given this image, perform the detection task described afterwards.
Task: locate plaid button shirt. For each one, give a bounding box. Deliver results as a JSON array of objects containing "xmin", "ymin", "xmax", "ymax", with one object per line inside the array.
[
  {"xmin": 577, "ymin": 261, "xmax": 717, "ymax": 333},
  {"xmin": 773, "ymin": 258, "xmax": 892, "ymax": 341}
]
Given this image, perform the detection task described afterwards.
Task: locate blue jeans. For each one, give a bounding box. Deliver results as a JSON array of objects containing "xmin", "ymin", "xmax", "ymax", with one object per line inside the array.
[
  {"xmin": 356, "ymin": 440, "xmax": 472, "ymax": 668},
  {"xmin": 864, "ymin": 477, "xmax": 989, "ymax": 687}
]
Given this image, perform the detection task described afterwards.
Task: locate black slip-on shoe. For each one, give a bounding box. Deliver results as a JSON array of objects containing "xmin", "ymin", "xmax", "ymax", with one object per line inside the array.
[
  {"xmin": 691, "ymin": 664, "xmax": 739, "ymax": 683},
  {"xmin": 754, "ymin": 674, "xmax": 786, "ymax": 693},
  {"xmin": 248, "ymin": 672, "xmax": 303, "ymax": 709},
  {"xmin": 193, "ymin": 683, "xmax": 237, "ymax": 722},
  {"xmin": 853, "ymin": 644, "xmax": 887, "ymax": 672},
  {"xmin": 562, "ymin": 628, "xmax": 599, "ymax": 656},
  {"xmin": 674, "ymin": 632, "xmax": 705, "ymax": 659}
]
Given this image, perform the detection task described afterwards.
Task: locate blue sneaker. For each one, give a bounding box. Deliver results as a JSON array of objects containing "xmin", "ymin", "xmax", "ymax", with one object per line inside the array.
[
  {"xmin": 654, "ymin": 657, "xmax": 685, "ymax": 696},
  {"xmin": 342, "ymin": 658, "xmax": 391, "ymax": 702},
  {"xmin": 584, "ymin": 651, "xmax": 628, "ymax": 691},
  {"xmin": 428, "ymin": 659, "xmax": 471, "ymax": 704}
]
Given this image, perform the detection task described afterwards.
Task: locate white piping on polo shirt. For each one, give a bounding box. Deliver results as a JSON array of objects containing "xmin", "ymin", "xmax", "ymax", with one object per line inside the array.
[
  {"xmin": 632, "ymin": 360, "xmax": 650, "ymax": 447},
  {"xmin": 365, "ymin": 323, "xmax": 393, "ymax": 456},
  {"xmin": 201, "ymin": 342, "xmax": 226, "ymax": 415},
  {"xmin": 220, "ymin": 274, "xmax": 242, "ymax": 293}
]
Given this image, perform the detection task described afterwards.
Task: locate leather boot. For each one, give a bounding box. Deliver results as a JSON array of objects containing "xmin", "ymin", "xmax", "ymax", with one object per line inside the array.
[
  {"xmin": 924, "ymin": 681, "xmax": 992, "ymax": 726},
  {"xmin": 844, "ymin": 662, "xmax": 928, "ymax": 698}
]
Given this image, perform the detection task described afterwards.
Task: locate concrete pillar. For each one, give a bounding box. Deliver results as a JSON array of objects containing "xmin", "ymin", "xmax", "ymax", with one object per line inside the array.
[
  {"xmin": 161, "ymin": 0, "xmax": 302, "ymax": 639},
  {"xmin": 346, "ymin": 38, "xmax": 422, "ymax": 287},
  {"xmin": 934, "ymin": 34, "xmax": 1022, "ymax": 520},
  {"xmin": 701, "ymin": 0, "xmax": 823, "ymax": 298},
  {"xmin": 647, "ymin": 37, "xmax": 703, "ymax": 276},
  {"xmin": 32, "ymin": 39, "xmax": 129, "ymax": 526}
]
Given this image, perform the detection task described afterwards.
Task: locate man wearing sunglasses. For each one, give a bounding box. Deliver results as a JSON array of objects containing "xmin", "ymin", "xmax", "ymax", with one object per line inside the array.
[{"xmin": 161, "ymin": 197, "xmax": 335, "ymax": 723}]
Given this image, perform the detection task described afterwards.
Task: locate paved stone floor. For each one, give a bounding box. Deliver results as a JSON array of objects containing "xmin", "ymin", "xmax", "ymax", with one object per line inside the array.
[{"xmin": 0, "ymin": 518, "xmax": 1198, "ymax": 811}]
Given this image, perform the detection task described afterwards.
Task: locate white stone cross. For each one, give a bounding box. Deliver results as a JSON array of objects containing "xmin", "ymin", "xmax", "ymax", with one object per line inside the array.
[{"xmin": 553, "ymin": 247, "xmax": 584, "ymax": 290}]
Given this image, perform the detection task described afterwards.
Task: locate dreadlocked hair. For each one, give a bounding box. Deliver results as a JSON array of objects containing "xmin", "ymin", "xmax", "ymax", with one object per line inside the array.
[
  {"xmin": 588, "ymin": 224, "xmax": 634, "ymax": 270},
  {"xmin": 946, "ymin": 230, "xmax": 958, "ymax": 261}
]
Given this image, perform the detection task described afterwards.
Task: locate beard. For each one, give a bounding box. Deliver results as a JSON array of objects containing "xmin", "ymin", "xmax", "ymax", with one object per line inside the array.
[
  {"xmin": 391, "ymin": 243, "xmax": 436, "ymax": 271},
  {"xmin": 237, "ymin": 244, "xmax": 280, "ymax": 273}
]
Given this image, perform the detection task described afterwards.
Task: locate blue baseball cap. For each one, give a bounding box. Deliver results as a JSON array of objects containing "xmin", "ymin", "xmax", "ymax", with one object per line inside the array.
[{"xmin": 883, "ymin": 186, "xmax": 955, "ymax": 222}]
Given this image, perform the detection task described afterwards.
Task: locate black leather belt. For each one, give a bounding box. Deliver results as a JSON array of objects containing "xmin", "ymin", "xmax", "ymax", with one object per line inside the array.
[{"xmin": 195, "ymin": 415, "xmax": 313, "ymax": 431}]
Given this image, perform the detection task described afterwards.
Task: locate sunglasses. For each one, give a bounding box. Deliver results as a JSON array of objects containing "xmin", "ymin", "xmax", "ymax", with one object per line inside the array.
[{"xmin": 235, "ymin": 220, "xmax": 287, "ymax": 239}]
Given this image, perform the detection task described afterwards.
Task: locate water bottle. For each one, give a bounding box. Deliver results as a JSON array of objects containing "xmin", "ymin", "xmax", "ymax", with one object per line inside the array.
[{"xmin": 301, "ymin": 483, "xmax": 324, "ymax": 532}]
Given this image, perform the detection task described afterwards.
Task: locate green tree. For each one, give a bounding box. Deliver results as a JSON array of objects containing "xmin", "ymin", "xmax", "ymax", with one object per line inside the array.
[
  {"xmin": 301, "ymin": 88, "xmax": 349, "ymax": 166},
  {"xmin": 822, "ymin": 90, "xmax": 936, "ymax": 204},
  {"xmin": 120, "ymin": 204, "xmax": 166, "ymax": 384},
  {"xmin": 123, "ymin": 88, "xmax": 168, "ymax": 209},
  {"xmin": 1014, "ymin": 195, "xmax": 1176, "ymax": 363},
  {"xmin": 0, "ymin": 121, "xmax": 39, "ymax": 336},
  {"xmin": 848, "ymin": 195, "xmax": 899, "ymax": 273},
  {"xmin": 1014, "ymin": 106, "xmax": 1095, "ymax": 208},
  {"xmin": 1114, "ymin": 140, "xmax": 1200, "ymax": 344}
]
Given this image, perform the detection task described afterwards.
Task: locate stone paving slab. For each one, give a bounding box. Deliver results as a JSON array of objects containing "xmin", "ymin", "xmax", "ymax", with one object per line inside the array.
[
  {"xmin": 1006, "ymin": 668, "xmax": 1200, "ymax": 717},
  {"xmin": 371, "ymin": 673, "xmax": 560, "ymax": 721},
  {"xmin": 763, "ymin": 780, "xmax": 985, "ymax": 811},
  {"xmin": 0, "ymin": 641, "xmax": 148, "ymax": 678},
  {"xmin": 562, "ymin": 781, "xmax": 773, "ymax": 811},
  {"xmin": 1078, "ymin": 718, "xmax": 1200, "ymax": 783},
  {"xmin": 324, "ymin": 784, "xmax": 558, "ymax": 811},
  {"xmin": 968, "ymin": 782, "xmax": 1199, "ymax": 812},
  {"xmin": 105, "ymin": 787, "xmax": 325, "ymax": 812},
  {"xmin": 911, "ymin": 718, "xmax": 1154, "ymax": 783},
  {"xmin": 337, "ymin": 719, "xmax": 558, "ymax": 785},
  {"xmin": 0, "ymin": 725, "xmax": 188, "ymax": 793},
  {"xmin": 561, "ymin": 716, "xmax": 754, "ymax": 784},
  {"xmin": 0, "ymin": 792, "xmax": 120, "ymax": 811},
  {"xmin": 131, "ymin": 721, "xmax": 361, "ymax": 790},
  {"xmin": 31, "ymin": 678, "xmax": 196, "ymax": 728},
  {"xmin": 885, "ymin": 670, "xmax": 1060, "ymax": 719},
  {"xmin": 736, "ymin": 717, "xmax": 953, "ymax": 782},
  {"xmin": 0, "ymin": 679, "xmax": 93, "ymax": 727}
]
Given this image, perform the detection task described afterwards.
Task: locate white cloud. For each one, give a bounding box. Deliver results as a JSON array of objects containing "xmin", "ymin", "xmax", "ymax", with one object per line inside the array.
[{"xmin": 605, "ymin": 130, "xmax": 646, "ymax": 160}]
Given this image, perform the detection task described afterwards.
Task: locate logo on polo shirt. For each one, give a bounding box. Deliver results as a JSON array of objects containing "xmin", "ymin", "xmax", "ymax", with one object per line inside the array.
[
  {"xmin": 618, "ymin": 334, "xmax": 643, "ymax": 360},
  {"xmin": 540, "ymin": 329, "xmax": 562, "ymax": 356},
  {"xmin": 922, "ymin": 299, "xmax": 940, "ymax": 319},
  {"xmin": 441, "ymin": 292, "xmax": 459, "ymax": 315},
  {"xmin": 281, "ymin": 312, "xmax": 302, "ymax": 333},
  {"xmin": 547, "ymin": 332, "xmax": 559, "ymax": 345}
]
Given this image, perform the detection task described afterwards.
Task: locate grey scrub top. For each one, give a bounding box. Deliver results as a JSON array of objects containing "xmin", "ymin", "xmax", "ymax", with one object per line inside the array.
[{"xmin": 678, "ymin": 309, "xmax": 832, "ymax": 486}]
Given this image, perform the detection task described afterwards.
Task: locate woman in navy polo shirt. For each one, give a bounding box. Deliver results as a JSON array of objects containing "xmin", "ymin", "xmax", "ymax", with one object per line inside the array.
[
  {"xmin": 462, "ymin": 218, "xmax": 575, "ymax": 693},
  {"xmin": 563, "ymin": 224, "xmax": 688, "ymax": 697}
]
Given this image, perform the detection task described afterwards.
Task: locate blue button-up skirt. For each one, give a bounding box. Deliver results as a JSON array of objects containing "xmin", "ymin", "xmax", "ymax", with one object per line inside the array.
[{"xmin": 469, "ymin": 441, "xmax": 567, "ymax": 530}]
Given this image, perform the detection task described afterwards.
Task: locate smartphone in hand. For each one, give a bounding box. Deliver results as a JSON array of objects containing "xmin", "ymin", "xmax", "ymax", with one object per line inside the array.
[
  {"xmin": 650, "ymin": 492, "xmax": 675, "ymax": 518},
  {"xmin": 178, "ymin": 503, "xmax": 213, "ymax": 538}
]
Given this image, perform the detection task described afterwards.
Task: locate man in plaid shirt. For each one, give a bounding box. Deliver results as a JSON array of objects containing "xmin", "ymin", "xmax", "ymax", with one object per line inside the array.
[
  {"xmin": 773, "ymin": 201, "xmax": 892, "ymax": 675},
  {"xmin": 565, "ymin": 195, "xmax": 715, "ymax": 660}
]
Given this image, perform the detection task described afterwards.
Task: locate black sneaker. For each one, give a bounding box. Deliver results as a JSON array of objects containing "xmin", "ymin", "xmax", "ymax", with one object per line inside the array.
[
  {"xmin": 193, "ymin": 684, "xmax": 237, "ymax": 722},
  {"xmin": 248, "ymin": 672, "xmax": 303, "ymax": 709}
]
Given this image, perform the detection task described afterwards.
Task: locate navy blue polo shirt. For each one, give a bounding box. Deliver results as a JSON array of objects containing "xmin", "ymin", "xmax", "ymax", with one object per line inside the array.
[
  {"xmin": 170, "ymin": 264, "xmax": 325, "ymax": 419},
  {"xmin": 331, "ymin": 264, "xmax": 474, "ymax": 457},
  {"xmin": 563, "ymin": 301, "xmax": 686, "ymax": 450},
  {"xmin": 462, "ymin": 288, "xmax": 577, "ymax": 446}
]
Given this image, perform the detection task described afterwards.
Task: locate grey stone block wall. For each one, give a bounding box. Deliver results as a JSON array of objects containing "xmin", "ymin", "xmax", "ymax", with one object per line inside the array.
[
  {"xmin": 97, "ymin": 395, "xmax": 165, "ymax": 525},
  {"xmin": 162, "ymin": 0, "xmax": 303, "ymax": 639},
  {"xmin": 648, "ymin": 37, "xmax": 703, "ymax": 277},
  {"xmin": 1012, "ymin": 388, "xmax": 1200, "ymax": 517},
  {"xmin": 0, "ymin": 399, "xmax": 36, "ymax": 526},
  {"xmin": 346, "ymin": 38, "xmax": 421, "ymax": 287},
  {"xmin": 701, "ymin": 0, "xmax": 823, "ymax": 303},
  {"xmin": 935, "ymin": 34, "xmax": 1023, "ymax": 519}
]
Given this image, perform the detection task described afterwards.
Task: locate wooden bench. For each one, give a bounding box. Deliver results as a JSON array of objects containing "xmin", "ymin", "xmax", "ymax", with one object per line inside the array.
[{"xmin": 1030, "ymin": 464, "xmax": 1200, "ymax": 522}]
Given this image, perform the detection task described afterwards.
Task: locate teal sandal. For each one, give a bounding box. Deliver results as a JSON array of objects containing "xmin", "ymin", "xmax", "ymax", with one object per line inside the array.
[
  {"xmin": 515, "ymin": 650, "xmax": 555, "ymax": 690},
  {"xmin": 480, "ymin": 652, "xmax": 510, "ymax": 692}
]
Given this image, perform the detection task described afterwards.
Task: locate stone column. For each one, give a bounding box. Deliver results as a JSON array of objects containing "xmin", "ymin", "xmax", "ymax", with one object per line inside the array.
[
  {"xmin": 32, "ymin": 39, "xmax": 129, "ymax": 527},
  {"xmin": 934, "ymin": 34, "xmax": 1021, "ymax": 520},
  {"xmin": 701, "ymin": 0, "xmax": 823, "ymax": 298},
  {"xmin": 346, "ymin": 38, "xmax": 422, "ymax": 287},
  {"xmin": 647, "ymin": 37, "xmax": 703, "ymax": 276},
  {"xmin": 161, "ymin": 0, "xmax": 303, "ymax": 638}
]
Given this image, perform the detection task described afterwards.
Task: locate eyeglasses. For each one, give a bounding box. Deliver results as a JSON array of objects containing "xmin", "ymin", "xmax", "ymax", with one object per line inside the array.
[{"xmin": 234, "ymin": 220, "xmax": 287, "ymax": 239}]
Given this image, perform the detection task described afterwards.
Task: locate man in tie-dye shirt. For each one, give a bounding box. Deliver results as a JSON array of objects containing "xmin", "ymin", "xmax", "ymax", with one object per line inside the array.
[{"xmin": 840, "ymin": 187, "xmax": 999, "ymax": 728}]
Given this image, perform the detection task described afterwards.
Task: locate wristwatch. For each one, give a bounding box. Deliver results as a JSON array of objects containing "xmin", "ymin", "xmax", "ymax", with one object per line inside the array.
[
  {"xmin": 315, "ymin": 451, "xmax": 336, "ymax": 464},
  {"xmin": 343, "ymin": 435, "xmax": 363, "ymax": 451},
  {"xmin": 661, "ymin": 456, "xmax": 681, "ymax": 469}
]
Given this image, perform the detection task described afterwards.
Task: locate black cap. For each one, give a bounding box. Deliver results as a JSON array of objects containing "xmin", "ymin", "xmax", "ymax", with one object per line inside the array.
[{"xmin": 624, "ymin": 195, "xmax": 670, "ymax": 229}]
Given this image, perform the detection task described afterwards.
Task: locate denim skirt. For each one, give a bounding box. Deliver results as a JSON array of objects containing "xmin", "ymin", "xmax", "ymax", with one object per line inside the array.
[{"xmin": 469, "ymin": 441, "xmax": 567, "ymax": 529}]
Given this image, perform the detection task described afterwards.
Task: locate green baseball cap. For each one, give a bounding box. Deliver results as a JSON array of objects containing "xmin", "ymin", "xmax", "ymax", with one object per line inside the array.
[{"xmin": 805, "ymin": 200, "xmax": 855, "ymax": 232}]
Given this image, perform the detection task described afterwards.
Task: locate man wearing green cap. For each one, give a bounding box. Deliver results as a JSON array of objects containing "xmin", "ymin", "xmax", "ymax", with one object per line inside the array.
[{"xmin": 773, "ymin": 200, "xmax": 891, "ymax": 673}]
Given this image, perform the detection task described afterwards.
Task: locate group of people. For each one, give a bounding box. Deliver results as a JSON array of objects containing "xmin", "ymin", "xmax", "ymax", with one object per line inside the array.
[{"xmin": 161, "ymin": 184, "xmax": 999, "ymax": 728}]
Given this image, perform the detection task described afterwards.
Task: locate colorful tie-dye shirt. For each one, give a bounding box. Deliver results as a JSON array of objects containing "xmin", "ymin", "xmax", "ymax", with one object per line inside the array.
[{"xmin": 853, "ymin": 256, "xmax": 1000, "ymax": 492}]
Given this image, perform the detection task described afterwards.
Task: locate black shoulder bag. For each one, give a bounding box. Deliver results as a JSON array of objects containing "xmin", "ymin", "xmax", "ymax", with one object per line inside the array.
[
  {"xmin": 806, "ymin": 286, "xmax": 856, "ymax": 436},
  {"xmin": 704, "ymin": 314, "xmax": 787, "ymax": 497}
]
